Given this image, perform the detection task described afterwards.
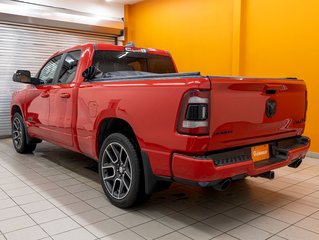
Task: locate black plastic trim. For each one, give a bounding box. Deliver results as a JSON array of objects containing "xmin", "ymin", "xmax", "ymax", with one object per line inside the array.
[
  {"xmin": 174, "ymin": 173, "xmax": 246, "ymax": 187},
  {"xmin": 92, "ymin": 72, "xmax": 201, "ymax": 82},
  {"xmin": 254, "ymin": 136, "xmax": 309, "ymax": 168},
  {"xmin": 141, "ymin": 151, "xmax": 172, "ymax": 195},
  {"xmin": 22, "ymin": 118, "xmax": 42, "ymax": 145},
  {"xmin": 173, "ymin": 136, "xmax": 309, "ymax": 168}
]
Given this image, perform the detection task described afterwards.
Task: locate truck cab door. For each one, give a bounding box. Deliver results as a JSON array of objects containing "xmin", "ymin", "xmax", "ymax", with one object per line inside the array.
[
  {"xmin": 47, "ymin": 50, "xmax": 81, "ymax": 148},
  {"xmin": 25, "ymin": 54, "xmax": 62, "ymax": 139}
]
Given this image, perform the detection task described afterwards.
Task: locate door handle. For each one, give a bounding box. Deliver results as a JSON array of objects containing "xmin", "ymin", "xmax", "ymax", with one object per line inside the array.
[
  {"xmin": 60, "ymin": 93, "xmax": 71, "ymax": 98},
  {"xmin": 41, "ymin": 92, "xmax": 50, "ymax": 98}
]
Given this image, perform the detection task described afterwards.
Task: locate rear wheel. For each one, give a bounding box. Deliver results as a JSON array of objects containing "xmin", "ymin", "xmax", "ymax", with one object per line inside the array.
[
  {"xmin": 99, "ymin": 133, "xmax": 146, "ymax": 208},
  {"xmin": 12, "ymin": 113, "xmax": 36, "ymax": 153}
]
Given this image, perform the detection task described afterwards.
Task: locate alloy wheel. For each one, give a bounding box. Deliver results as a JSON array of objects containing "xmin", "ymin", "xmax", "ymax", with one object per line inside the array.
[
  {"xmin": 12, "ymin": 117, "xmax": 23, "ymax": 149},
  {"xmin": 101, "ymin": 142, "xmax": 133, "ymax": 200}
]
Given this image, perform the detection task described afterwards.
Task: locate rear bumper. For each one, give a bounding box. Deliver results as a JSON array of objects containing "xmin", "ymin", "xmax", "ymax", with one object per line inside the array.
[{"xmin": 171, "ymin": 136, "xmax": 310, "ymax": 185}]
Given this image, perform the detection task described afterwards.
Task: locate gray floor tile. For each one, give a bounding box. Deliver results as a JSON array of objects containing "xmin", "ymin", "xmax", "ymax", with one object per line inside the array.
[
  {"xmin": 158, "ymin": 213, "xmax": 197, "ymax": 230},
  {"xmin": 0, "ymin": 198, "xmax": 16, "ymax": 210},
  {"xmin": 101, "ymin": 229, "xmax": 144, "ymax": 240},
  {"xmin": 12, "ymin": 192, "xmax": 44, "ymax": 205},
  {"xmin": 178, "ymin": 222, "xmax": 221, "ymax": 240},
  {"xmin": 266, "ymin": 208, "xmax": 305, "ymax": 224},
  {"xmin": 59, "ymin": 201, "xmax": 94, "ymax": 216},
  {"xmin": 203, "ymin": 214, "xmax": 242, "ymax": 232},
  {"xmin": 21, "ymin": 200, "xmax": 55, "ymax": 214},
  {"xmin": 0, "ymin": 215, "xmax": 36, "ymax": 233},
  {"xmin": 71, "ymin": 209, "xmax": 108, "ymax": 226},
  {"xmin": 180, "ymin": 206, "xmax": 217, "ymax": 221},
  {"xmin": 85, "ymin": 196, "xmax": 110, "ymax": 208},
  {"xmin": 248, "ymin": 215, "xmax": 289, "ymax": 234},
  {"xmin": 85, "ymin": 219, "xmax": 126, "ymax": 238},
  {"xmin": 156, "ymin": 232, "xmax": 192, "ymax": 240},
  {"xmin": 99, "ymin": 204, "xmax": 129, "ymax": 218},
  {"xmin": 228, "ymin": 224, "xmax": 272, "ymax": 240},
  {"xmin": 4, "ymin": 225, "xmax": 48, "ymax": 240},
  {"xmin": 40, "ymin": 217, "xmax": 80, "ymax": 235},
  {"xmin": 224, "ymin": 207, "xmax": 261, "ymax": 222},
  {"xmin": 0, "ymin": 206, "xmax": 25, "ymax": 221},
  {"xmin": 212, "ymin": 234, "xmax": 238, "ymax": 240},
  {"xmin": 52, "ymin": 228, "xmax": 96, "ymax": 240},
  {"xmin": 278, "ymin": 225, "xmax": 319, "ymax": 240},
  {"xmin": 131, "ymin": 220, "xmax": 174, "ymax": 240},
  {"xmin": 30, "ymin": 208, "xmax": 67, "ymax": 224},
  {"xmin": 114, "ymin": 212, "xmax": 152, "ymax": 228},
  {"xmin": 48, "ymin": 194, "xmax": 81, "ymax": 207},
  {"xmin": 295, "ymin": 217, "xmax": 319, "ymax": 234},
  {"xmin": 1, "ymin": 140, "xmax": 319, "ymax": 240},
  {"xmin": 5, "ymin": 186, "xmax": 35, "ymax": 198}
]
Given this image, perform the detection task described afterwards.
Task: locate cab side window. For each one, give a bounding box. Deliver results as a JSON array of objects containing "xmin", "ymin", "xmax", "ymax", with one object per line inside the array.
[
  {"xmin": 38, "ymin": 55, "xmax": 62, "ymax": 85},
  {"xmin": 58, "ymin": 50, "xmax": 81, "ymax": 84}
]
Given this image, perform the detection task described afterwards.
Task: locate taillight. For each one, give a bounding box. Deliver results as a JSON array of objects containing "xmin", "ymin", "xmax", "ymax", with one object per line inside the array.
[{"xmin": 177, "ymin": 90, "xmax": 210, "ymax": 135}]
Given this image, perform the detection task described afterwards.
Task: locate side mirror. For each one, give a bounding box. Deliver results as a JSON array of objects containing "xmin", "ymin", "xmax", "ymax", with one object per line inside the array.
[
  {"xmin": 82, "ymin": 66, "xmax": 102, "ymax": 81},
  {"xmin": 13, "ymin": 70, "xmax": 40, "ymax": 85}
]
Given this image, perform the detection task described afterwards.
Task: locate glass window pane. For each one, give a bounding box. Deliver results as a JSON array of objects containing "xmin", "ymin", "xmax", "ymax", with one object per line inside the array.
[
  {"xmin": 58, "ymin": 50, "xmax": 81, "ymax": 84},
  {"xmin": 38, "ymin": 55, "xmax": 62, "ymax": 84},
  {"xmin": 92, "ymin": 50, "xmax": 176, "ymax": 74}
]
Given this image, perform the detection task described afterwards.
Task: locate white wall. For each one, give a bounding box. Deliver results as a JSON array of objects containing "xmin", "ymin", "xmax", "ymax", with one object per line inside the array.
[
  {"xmin": 18, "ymin": 0, "xmax": 124, "ymax": 19},
  {"xmin": 0, "ymin": 0, "xmax": 124, "ymax": 29}
]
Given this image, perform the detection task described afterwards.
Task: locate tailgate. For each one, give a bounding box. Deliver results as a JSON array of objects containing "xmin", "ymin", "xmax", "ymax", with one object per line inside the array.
[{"xmin": 208, "ymin": 77, "xmax": 307, "ymax": 151}]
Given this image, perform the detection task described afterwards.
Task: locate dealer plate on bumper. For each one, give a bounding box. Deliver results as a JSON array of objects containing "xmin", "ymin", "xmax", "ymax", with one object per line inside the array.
[{"xmin": 251, "ymin": 144, "xmax": 269, "ymax": 162}]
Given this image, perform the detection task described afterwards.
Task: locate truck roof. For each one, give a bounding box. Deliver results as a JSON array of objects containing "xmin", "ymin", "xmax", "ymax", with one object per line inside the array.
[{"xmin": 53, "ymin": 43, "xmax": 171, "ymax": 57}]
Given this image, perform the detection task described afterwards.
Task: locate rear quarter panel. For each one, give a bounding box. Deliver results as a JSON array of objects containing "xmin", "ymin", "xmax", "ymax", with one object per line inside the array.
[{"xmin": 77, "ymin": 77, "xmax": 210, "ymax": 176}]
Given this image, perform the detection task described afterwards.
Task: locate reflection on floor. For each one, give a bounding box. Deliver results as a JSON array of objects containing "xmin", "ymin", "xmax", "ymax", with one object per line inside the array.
[{"xmin": 0, "ymin": 138, "xmax": 319, "ymax": 240}]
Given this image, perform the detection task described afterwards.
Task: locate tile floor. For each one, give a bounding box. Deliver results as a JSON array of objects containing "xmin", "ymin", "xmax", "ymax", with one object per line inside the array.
[{"xmin": 0, "ymin": 138, "xmax": 318, "ymax": 240}]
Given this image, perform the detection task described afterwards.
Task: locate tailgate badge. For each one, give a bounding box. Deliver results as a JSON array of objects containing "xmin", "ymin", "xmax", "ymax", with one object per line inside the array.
[{"xmin": 266, "ymin": 99, "xmax": 277, "ymax": 118}]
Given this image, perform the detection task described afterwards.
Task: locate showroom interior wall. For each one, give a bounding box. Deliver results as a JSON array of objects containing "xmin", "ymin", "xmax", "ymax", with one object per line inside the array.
[
  {"xmin": 125, "ymin": 0, "xmax": 234, "ymax": 75},
  {"xmin": 125, "ymin": 0, "xmax": 319, "ymax": 153}
]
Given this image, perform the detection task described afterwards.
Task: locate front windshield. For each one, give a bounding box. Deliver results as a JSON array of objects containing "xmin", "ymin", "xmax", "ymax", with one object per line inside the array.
[{"xmin": 92, "ymin": 50, "xmax": 176, "ymax": 75}]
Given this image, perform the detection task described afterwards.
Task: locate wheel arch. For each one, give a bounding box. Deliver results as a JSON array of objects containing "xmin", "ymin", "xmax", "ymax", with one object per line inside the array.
[
  {"xmin": 96, "ymin": 117, "xmax": 160, "ymax": 195},
  {"xmin": 11, "ymin": 104, "xmax": 41, "ymax": 144},
  {"xmin": 96, "ymin": 117, "xmax": 141, "ymax": 157},
  {"xmin": 11, "ymin": 105, "xmax": 23, "ymax": 120}
]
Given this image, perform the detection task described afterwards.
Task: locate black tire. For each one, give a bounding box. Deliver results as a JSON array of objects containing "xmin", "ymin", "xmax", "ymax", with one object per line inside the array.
[
  {"xmin": 99, "ymin": 133, "xmax": 146, "ymax": 208},
  {"xmin": 12, "ymin": 113, "xmax": 37, "ymax": 154}
]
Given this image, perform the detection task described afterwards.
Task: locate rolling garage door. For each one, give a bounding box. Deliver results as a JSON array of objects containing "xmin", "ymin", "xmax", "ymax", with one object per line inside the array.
[{"xmin": 0, "ymin": 22, "xmax": 116, "ymax": 137}]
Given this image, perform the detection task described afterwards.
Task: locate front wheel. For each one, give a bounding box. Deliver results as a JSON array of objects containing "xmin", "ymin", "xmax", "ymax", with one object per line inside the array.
[
  {"xmin": 12, "ymin": 113, "xmax": 37, "ymax": 154},
  {"xmin": 99, "ymin": 133, "xmax": 145, "ymax": 208}
]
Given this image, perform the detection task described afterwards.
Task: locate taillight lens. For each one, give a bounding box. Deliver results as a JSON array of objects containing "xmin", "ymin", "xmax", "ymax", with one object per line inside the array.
[{"xmin": 177, "ymin": 90, "xmax": 210, "ymax": 135}]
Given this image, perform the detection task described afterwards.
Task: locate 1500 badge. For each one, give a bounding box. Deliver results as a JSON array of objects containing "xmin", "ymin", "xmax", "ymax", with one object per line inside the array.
[{"xmin": 213, "ymin": 130, "xmax": 233, "ymax": 135}]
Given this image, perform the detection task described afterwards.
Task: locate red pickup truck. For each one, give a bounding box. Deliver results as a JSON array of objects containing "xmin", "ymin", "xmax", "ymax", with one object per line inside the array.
[{"xmin": 11, "ymin": 43, "xmax": 310, "ymax": 208}]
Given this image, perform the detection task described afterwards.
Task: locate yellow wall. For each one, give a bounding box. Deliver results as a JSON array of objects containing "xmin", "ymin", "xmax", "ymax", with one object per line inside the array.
[
  {"xmin": 240, "ymin": 0, "xmax": 319, "ymax": 152},
  {"xmin": 126, "ymin": 0, "xmax": 234, "ymax": 75},
  {"xmin": 126, "ymin": 0, "xmax": 319, "ymax": 152}
]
